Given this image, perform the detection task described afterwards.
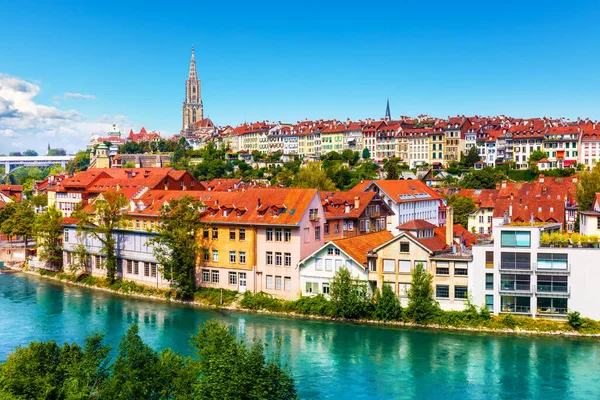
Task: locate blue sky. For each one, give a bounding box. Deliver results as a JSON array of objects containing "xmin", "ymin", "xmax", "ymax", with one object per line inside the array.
[{"xmin": 1, "ymin": 0, "xmax": 600, "ymax": 154}]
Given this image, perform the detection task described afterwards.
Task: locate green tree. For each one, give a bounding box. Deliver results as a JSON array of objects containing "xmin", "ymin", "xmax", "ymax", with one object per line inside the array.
[
  {"xmin": 190, "ymin": 320, "xmax": 297, "ymax": 400},
  {"xmin": 462, "ymin": 146, "xmax": 481, "ymax": 168},
  {"xmin": 76, "ymin": 191, "xmax": 129, "ymax": 282},
  {"xmin": 407, "ymin": 262, "xmax": 438, "ymax": 324},
  {"xmin": 66, "ymin": 151, "xmax": 90, "ymax": 174},
  {"xmin": 151, "ymin": 196, "xmax": 205, "ymax": 298},
  {"xmin": 362, "ymin": 147, "xmax": 371, "ymax": 159},
  {"xmin": 528, "ymin": 150, "xmax": 548, "ymax": 163},
  {"xmin": 23, "ymin": 149, "xmax": 38, "ymax": 156},
  {"xmin": 47, "ymin": 148, "xmax": 67, "ymax": 156},
  {"xmin": 330, "ymin": 267, "xmax": 370, "ymax": 319},
  {"xmin": 383, "ymin": 158, "xmax": 399, "ymax": 180},
  {"xmin": 101, "ymin": 324, "xmax": 172, "ymax": 399},
  {"xmin": 293, "ymin": 162, "xmax": 336, "ymax": 191},
  {"xmin": 446, "ymin": 196, "xmax": 476, "ymax": 228},
  {"xmin": 577, "ymin": 163, "xmax": 600, "ymax": 211},
  {"xmin": 33, "ymin": 206, "xmax": 64, "ymax": 270},
  {"xmin": 0, "ymin": 200, "xmax": 35, "ymax": 248},
  {"xmin": 460, "ymin": 167, "xmax": 504, "ymax": 189},
  {"xmin": 122, "ymin": 161, "xmax": 136, "ymax": 168},
  {"xmin": 374, "ymin": 284, "xmax": 403, "ymax": 321}
]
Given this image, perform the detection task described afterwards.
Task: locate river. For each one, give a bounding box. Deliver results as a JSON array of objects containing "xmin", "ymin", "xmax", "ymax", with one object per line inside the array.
[{"xmin": 1, "ymin": 272, "xmax": 599, "ymax": 399}]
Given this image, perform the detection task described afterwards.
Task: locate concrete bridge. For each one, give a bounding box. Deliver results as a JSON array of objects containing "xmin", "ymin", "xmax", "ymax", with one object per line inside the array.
[{"xmin": 0, "ymin": 155, "xmax": 74, "ymax": 173}]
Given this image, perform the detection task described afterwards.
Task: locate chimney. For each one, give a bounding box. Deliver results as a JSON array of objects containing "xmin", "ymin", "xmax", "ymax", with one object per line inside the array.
[
  {"xmin": 354, "ymin": 196, "xmax": 360, "ymax": 210},
  {"xmin": 257, "ymin": 198, "xmax": 261, "ymax": 208},
  {"xmin": 445, "ymin": 206, "xmax": 453, "ymax": 246},
  {"xmin": 501, "ymin": 180, "xmax": 507, "ymax": 189},
  {"xmin": 509, "ymin": 203, "xmax": 513, "ymax": 217},
  {"xmin": 539, "ymin": 175, "xmax": 544, "ymax": 184}
]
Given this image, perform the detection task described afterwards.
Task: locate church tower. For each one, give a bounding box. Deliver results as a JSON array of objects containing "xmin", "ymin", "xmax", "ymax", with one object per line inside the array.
[{"xmin": 182, "ymin": 46, "xmax": 203, "ymax": 135}]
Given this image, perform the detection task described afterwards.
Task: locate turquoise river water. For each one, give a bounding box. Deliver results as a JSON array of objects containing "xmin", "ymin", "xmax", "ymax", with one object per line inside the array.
[{"xmin": 1, "ymin": 273, "xmax": 599, "ymax": 399}]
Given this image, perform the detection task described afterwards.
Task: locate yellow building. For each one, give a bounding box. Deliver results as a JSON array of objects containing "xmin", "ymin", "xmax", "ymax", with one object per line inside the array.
[{"xmin": 429, "ymin": 131, "xmax": 445, "ymax": 165}]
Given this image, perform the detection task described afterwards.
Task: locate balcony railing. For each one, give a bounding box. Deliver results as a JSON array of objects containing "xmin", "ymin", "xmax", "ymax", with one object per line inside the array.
[
  {"xmin": 537, "ymin": 307, "xmax": 568, "ymax": 315},
  {"xmin": 535, "ymin": 285, "xmax": 570, "ymax": 295},
  {"xmin": 499, "ymin": 262, "xmax": 531, "ymax": 271},
  {"xmin": 500, "ymin": 305, "xmax": 531, "ymax": 314},
  {"xmin": 500, "ymin": 283, "xmax": 531, "ymax": 293}
]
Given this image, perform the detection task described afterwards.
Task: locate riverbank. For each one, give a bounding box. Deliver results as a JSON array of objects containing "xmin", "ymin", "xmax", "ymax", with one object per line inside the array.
[{"xmin": 11, "ymin": 266, "xmax": 600, "ymax": 338}]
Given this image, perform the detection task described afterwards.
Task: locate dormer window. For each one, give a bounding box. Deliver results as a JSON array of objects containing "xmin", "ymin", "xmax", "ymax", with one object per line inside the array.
[{"xmin": 223, "ymin": 209, "xmax": 228, "ymax": 217}]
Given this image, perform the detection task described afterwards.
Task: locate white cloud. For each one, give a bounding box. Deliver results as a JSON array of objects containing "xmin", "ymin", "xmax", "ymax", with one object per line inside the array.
[
  {"xmin": 63, "ymin": 92, "xmax": 97, "ymax": 100},
  {"xmin": 0, "ymin": 73, "xmax": 133, "ymax": 154}
]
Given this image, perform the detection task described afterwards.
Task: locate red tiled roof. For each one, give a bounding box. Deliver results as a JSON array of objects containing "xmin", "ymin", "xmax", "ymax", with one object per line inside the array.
[
  {"xmin": 397, "ymin": 219, "xmax": 437, "ymax": 230},
  {"xmin": 350, "ymin": 180, "xmax": 442, "ymax": 203},
  {"xmin": 333, "ymin": 230, "xmax": 394, "ymax": 267}
]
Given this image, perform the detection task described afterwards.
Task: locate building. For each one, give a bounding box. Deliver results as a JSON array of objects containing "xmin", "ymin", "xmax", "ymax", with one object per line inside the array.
[
  {"xmin": 320, "ymin": 191, "xmax": 394, "ymax": 240},
  {"xmin": 350, "ymin": 179, "xmax": 443, "ymax": 234},
  {"xmin": 299, "ymin": 230, "xmax": 394, "ymax": 298},
  {"xmin": 127, "ymin": 127, "xmax": 162, "ymax": 143},
  {"xmin": 471, "ymin": 218, "xmax": 600, "ymax": 320},
  {"xmin": 580, "ymin": 123, "xmax": 600, "ymax": 169},
  {"xmin": 182, "ymin": 46, "xmax": 203, "ymax": 135},
  {"xmin": 579, "ymin": 193, "xmax": 600, "ymax": 236}
]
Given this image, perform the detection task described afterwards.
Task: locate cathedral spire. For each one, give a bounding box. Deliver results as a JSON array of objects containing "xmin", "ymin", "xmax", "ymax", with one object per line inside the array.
[
  {"xmin": 188, "ymin": 45, "xmax": 197, "ymax": 79},
  {"xmin": 385, "ymin": 98, "xmax": 391, "ymax": 120}
]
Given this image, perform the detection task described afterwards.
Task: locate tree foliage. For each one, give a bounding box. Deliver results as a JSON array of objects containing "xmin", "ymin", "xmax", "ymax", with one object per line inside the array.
[
  {"xmin": 293, "ymin": 162, "xmax": 337, "ymax": 191},
  {"xmin": 362, "ymin": 147, "xmax": 370, "ymax": 159},
  {"xmin": 66, "ymin": 151, "xmax": 91, "ymax": 174},
  {"xmin": 447, "ymin": 195, "xmax": 476, "ymax": 229},
  {"xmin": 459, "ymin": 167, "xmax": 504, "ymax": 189},
  {"xmin": 152, "ymin": 196, "xmax": 205, "ymax": 298},
  {"xmin": 577, "ymin": 163, "xmax": 600, "ymax": 211},
  {"xmin": 374, "ymin": 284, "xmax": 403, "ymax": 322},
  {"xmin": 330, "ymin": 267, "xmax": 371, "ymax": 319},
  {"xmin": 462, "ymin": 146, "xmax": 481, "ymax": 168},
  {"xmin": 75, "ymin": 191, "xmax": 129, "ymax": 282},
  {"xmin": 0, "ymin": 200, "xmax": 35, "ymax": 247},
  {"xmin": 528, "ymin": 150, "xmax": 548, "ymax": 163},
  {"xmin": 407, "ymin": 263, "xmax": 438, "ymax": 324},
  {"xmin": 33, "ymin": 207, "xmax": 64, "ymax": 269},
  {"xmin": 0, "ymin": 321, "xmax": 297, "ymax": 400}
]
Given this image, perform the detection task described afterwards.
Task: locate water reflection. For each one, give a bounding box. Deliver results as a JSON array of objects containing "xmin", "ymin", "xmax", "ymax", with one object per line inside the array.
[{"xmin": 1, "ymin": 273, "xmax": 599, "ymax": 400}]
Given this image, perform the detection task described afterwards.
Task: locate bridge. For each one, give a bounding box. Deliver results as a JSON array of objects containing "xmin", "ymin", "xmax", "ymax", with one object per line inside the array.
[{"xmin": 0, "ymin": 156, "xmax": 75, "ymax": 173}]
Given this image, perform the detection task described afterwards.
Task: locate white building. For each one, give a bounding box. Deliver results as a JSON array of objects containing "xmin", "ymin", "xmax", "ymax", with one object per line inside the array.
[
  {"xmin": 351, "ymin": 180, "xmax": 443, "ymax": 235},
  {"xmin": 471, "ymin": 218, "xmax": 600, "ymax": 320},
  {"xmin": 579, "ymin": 194, "xmax": 600, "ymax": 236}
]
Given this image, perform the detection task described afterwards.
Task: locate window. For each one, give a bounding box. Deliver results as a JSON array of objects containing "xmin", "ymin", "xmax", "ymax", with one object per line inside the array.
[
  {"xmin": 327, "ymin": 248, "xmax": 334, "ymax": 255},
  {"xmin": 400, "ymin": 242, "xmax": 410, "ymax": 253},
  {"xmin": 284, "ymin": 229, "xmax": 291, "ymax": 242},
  {"xmin": 322, "ymin": 282, "xmax": 330, "ymax": 294},
  {"xmin": 202, "ymin": 269, "xmax": 210, "ymax": 282},
  {"xmin": 486, "ymin": 273, "xmax": 494, "ymax": 290},
  {"xmin": 501, "ymin": 231, "xmax": 530, "ymax": 247},
  {"xmin": 151, "ymin": 263, "xmax": 157, "ymax": 277},
  {"xmin": 229, "ymin": 229, "xmax": 236, "ymax": 240},
  {"xmin": 454, "ymin": 264, "xmax": 468, "ymax": 276},
  {"xmin": 436, "ymin": 285, "xmax": 449, "ymax": 298},
  {"xmin": 399, "ymin": 283, "xmax": 411, "ymax": 298},
  {"xmin": 485, "ymin": 294, "xmax": 494, "ymax": 311},
  {"xmin": 500, "ymin": 252, "xmax": 531, "ymax": 270},
  {"xmin": 304, "ymin": 228, "xmax": 310, "ymax": 243},
  {"xmin": 229, "ymin": 251, "xmax": 236, "ymax": 263},
  {"xmin": 334, "ymin": 223, "xmax": 340, "ymax": 233},
  {"xmin": 266, "ymin": 252, "xmax": 273, "ymax": 266},
  {"xmin": 399, "ymin": 260, "xmax": 411, "ymax": 273},
  {"xmin": 479, "ymin": 216, "xmax": 484, "ymax": 223},
  {"xmin": 144, "ymin": 262, "xmax": 150, "ymax": 277},
  {"xmin": 537, "ymin": 275, "xmax": 568, "ymax": 293},
  {"xmin": 64, "ymin": 229, "xmax": 69, "ymax": 243},
  {"xmin": 335, "ymin": 249, "xmax": 341, "ymax": 255},
  {"xmin": 284, "ymin": 277, "xmax": 291, "ymax": 291},
  {"xmin": 284, "ymin": 253, "xmax": 291, "ymax": 267},
  {"xmin": 212, "ymin": 250, "xmax": 219, "ymax": 262},
  {"xmin": 133, "ymin": 262, "xmax": 139, "ymax": 275},
  {"xmin": 436, "ymin": 262, "xmax": 449, "ymax": 275},
  {"xmin": 315, "ymin": 258, "xmax": 324, "ymax": 271},
  {"xmin": 383, "ymin": 259, "xmax": 395, "ymax": 273},
  {"xmin": 203, "ymin": 250, "xmax": 209, "ymax": 262},
  {"xmin": 275, "ymin": 252, "xmax": 282, "ymax": 266},
  {"xmin": 275, "ymin": 228, "xmax": 282, "ymax": 242},
  {"xmin": 347, "ymin": 221, "xmax": 354, "ymax": 230},
  {"xmin": 500, "ymin": 296, "xmax": 530, "ymax": 313},
  {"xmin": 305, "ymin": 281, "xmax": 318, "ymax": 293},
  {"xmin": 203, "ymin": 229, "xmax": 209, "ymax": 239},
  {"xmin": 212, "ymin": 227, "xmax": 219, "ymax": 240},
  {"xmin": 116, "ymin": 258, "xmax": 123, "ymax": 274},
  {"xmin": 229, "ymin": 272, "xmax": 237, "ymax": 285},
  {"xmin": 454, "ymin": 286, "xmax": 468, "ymax": 299},
  {"xmin": 239, "ymin": 252, "xmax": 246, "ymax": 264},
  {"xmin": 239, "ymin": 228, "xmax": 246, "ymax": 241},
  {"xmin": 211, "ymin": 270, "xmax": 219, "ymax": 283},
  {"xmin": 275, "ymin": 276, "xmax": 282, "ymax": 290},
  {"xmin": 266, "ymin": 275, "xmax": 273, "ymax": 289},
  {"xmin": 315, "ymin": 227, "xmax": 321, "ymax": 241},
  {"xmin": 127, "ymin": 260, "xmax": 133, "ymax": 274},
  {"xmin": 537, "ymin": 253, "xmax": 568, "ymax": 270},
  {"xmin": 324, "ymin": 222, "xmax": 329, "ymax": 235},
  {"xmin": 500, "ymin": 274, "xmax": 531, "ymax": 291},
  {"xmin": 266, "ymin": 228, "xmax": 273, "ymax": 241},
  {"xmin": 537, "ymin": 297, "xmax": 568, "ymax": 314},
  {"xmin": 485, "ymin": 251, "xmax": 494, "ymax": 268},
  {"xmin": 324, "ymin": 259, "xmax": 333, "ymax": 271}
]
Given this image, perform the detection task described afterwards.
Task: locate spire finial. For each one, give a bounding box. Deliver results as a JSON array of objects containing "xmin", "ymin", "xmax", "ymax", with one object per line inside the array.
[
  {"xmin": 385, "ymin": 98, "xmax": 391, "ymax": 120},
  {"xmin": 191, "ymin": 45, "xmax": 195, "ymax": 59}
]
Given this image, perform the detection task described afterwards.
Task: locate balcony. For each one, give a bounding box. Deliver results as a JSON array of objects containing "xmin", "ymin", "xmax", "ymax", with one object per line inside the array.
[
  {"xmin": 536, "ymin": 307, "xmax": 568, "ymax": 316},
  {"xmin": 499, "ymin": 262, "xmax": 532, "ymax": 273},
  {"xmin": 533, "ymin": 262, "xmax": 570, "ymax": 274},
  {"xmin": 500, "ymin": 305, "xmax": 531, "ymax": 314},
  {"xmin": 535, "ymin": 285, "xmax": 570, "ymax": 296},
  {"xmin": 499, "ymin": 283, "xmax": 532, "ymax": 294}
]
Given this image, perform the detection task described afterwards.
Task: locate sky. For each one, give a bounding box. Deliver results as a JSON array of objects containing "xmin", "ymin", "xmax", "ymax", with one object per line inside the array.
[{"xmin": 1, "ymin": 0, "xmax": 600, "ymax": 155}]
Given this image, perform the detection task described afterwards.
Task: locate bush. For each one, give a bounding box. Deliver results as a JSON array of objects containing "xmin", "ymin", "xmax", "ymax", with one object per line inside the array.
[
  {"xmin": 330, "ymin": 268, "xmax": 371, "ymax": 320},
  {"xmin": 194, "ymin": 287, "xmax": 238, "ymax": 306},
  {"xmin": 240, "ymin": 291, "xmax": 287, "ymax": 312},
  {"xmin": 294, "ymin": 295, "xmax": 333, "ymax": 317},
  {"xmin": 374, "ymin": 285, "xmax": 403, "ymax": 322},
  {"xmin": 568, "ymin": 311, "xmax": 583, "ymax": 329},
  {"xmin": 406, "ymin": 263, "xmax": 438, "ymax": 324},
  {"xmin": 502, "ymin": 314, "xmax": 516, "ymax": 329}
]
